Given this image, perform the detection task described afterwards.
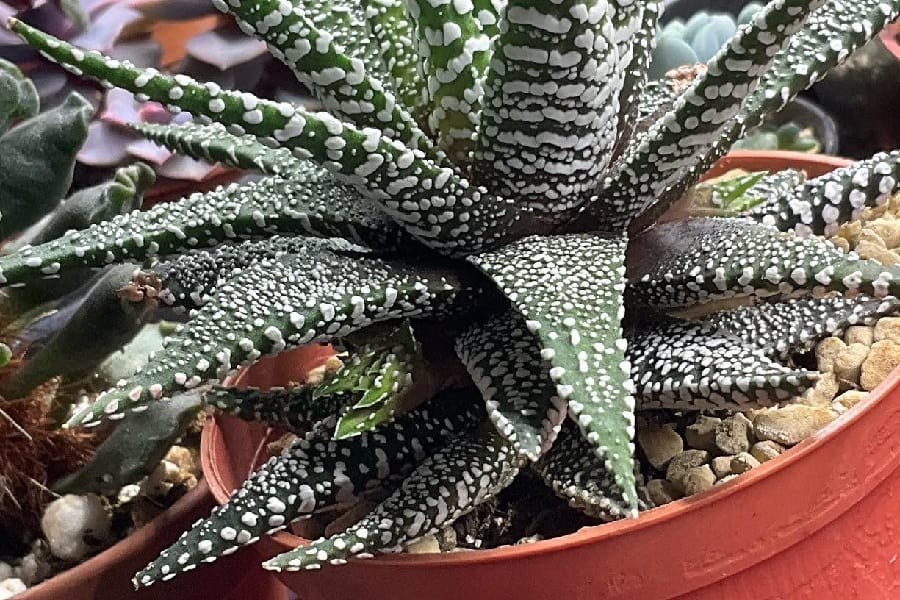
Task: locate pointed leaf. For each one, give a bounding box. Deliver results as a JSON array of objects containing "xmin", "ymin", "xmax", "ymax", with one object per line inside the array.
[
  {"xmin": 744, "ymin": 151, "xmax": 900, "ymax": 236},
  {"xmin": 8, "ymin": 21, "xmax": 520, "ymax": 254},
  {"xmin": 474, "ymin": 0, "xmax": 624, "ymax": 218},
  {"xmin": 66, "ymin": 247, "xmax": 484, "ymax": 426},
  {"xmin": 635, "ymin": 0, "xmax": 900, "ymax": 226},
  {"xmin": 628, "ymin": 218, "xmax": 900, "ymax": 308},
  {"xmin": 133, "ymin": 392, "xmax": 484, "ymax": 588},
  {"xmin": 533, "ymin": 420, "xmax": 634, "ymax": 520},
  {"xmin": 331, "ymin": 321, "xmax": 424, "ymax": 439},
  {"xmin": 0, "ymin": 176, "xmax": 402, "ymax": 289},
  {"xmin": 263, "ymin": 428, "xmax": 519, "ymax": 571},
  {"xmin": 629, "ymin": 316, "xmax": 818, "ymax": 410},
  {"xmin": 704, "ymin": 295, "xmax": 900, "ymax": 360},
  {"xmin": 132, "ymin": 121, "xmax": 306, "ymax": 176},
  {"xmin": 468, "ymin": 233, "xmax": 637, "ymax": 510},
  {"xmin": 211, "ymin": 0, "xmax": 436, "ymax": 159},
  {"xmin": 455, "ymin": 309, "xmax": 565, "ymax": 460}
]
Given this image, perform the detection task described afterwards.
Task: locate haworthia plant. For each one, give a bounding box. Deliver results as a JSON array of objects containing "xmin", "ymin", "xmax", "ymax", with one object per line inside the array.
[{"xmin": 3, "ymin": 0, "xmax": 900, "ymax": 587}]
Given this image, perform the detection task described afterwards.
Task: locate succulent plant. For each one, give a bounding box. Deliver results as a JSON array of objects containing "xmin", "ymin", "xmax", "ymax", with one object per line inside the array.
[
  {"xmin": 4, "ymin": 0, "xmax": 900, "ymax": 588},
  {"xmin": 649, "ymin": 3, "xmax": 764, "ymax": 78},
  {"xmin": 0, "ymin": 58, "xmax": 158, "ymax": 395},
  {"xmin": 731, "ymin": 120, "xmax": 821, "ymax": 152}
]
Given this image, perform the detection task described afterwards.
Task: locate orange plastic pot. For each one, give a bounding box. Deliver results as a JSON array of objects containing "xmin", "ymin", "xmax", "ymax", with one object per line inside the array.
[
  {"xmin": 202, "ymin": 152, "xmax": 900, "ymax": 600},
  {"xmin": 18, "ymin": 479, "xmax": 288, "ymax": 600}
]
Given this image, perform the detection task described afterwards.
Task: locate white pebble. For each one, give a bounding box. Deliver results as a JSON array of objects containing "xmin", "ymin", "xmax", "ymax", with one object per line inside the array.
[{"xmin": 41, "ymin": 494, "xmax": 111, "ymax": 561}]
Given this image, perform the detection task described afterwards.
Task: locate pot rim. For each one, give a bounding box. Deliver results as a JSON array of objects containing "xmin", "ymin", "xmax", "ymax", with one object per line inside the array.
[{"xmin": 203, "ymin": 150, "xmax": 900, "ymax": 573}]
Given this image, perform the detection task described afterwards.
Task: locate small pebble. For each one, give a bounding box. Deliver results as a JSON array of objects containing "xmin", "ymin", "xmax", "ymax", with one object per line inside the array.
[
  {"xmin": 710, "ymin": 455, "xmax": 734, "ymax": 479},
  {"xmin": 832, "ymin": 390, "xmax": 868, "ymax": 414},
  {"xmin": 646, "ymin": 479, "xmax": 681, "ymax": 506},
  {"xmin": 815, "ymin": 337, "xmax": 847, "ymax": 373},
  {"xmin": 715, "ymin": 474, "xmax": 741, "ymax": 486},
  {"xmin": 0, "ymin": 563, "xmax": 11, "ymax": 581},
  {"xmin": 753, "ymin": 405, "xmax": 837, "ymax": 446},
  {"xmin": 844, "ymin": 326, "xmax": 874, "ymax": 347},
  {"xmin": 730, "ymin": 452, "xmax": 761, "ymax": 474},
  {"xmin": 677, "ymin": 465, "xmax": 716, "ymax": 496},
  {"xmin": 860, "ymin": 340, "xmax": 900, "ymax": 391},
  {"xmin": 802, "ymin": 372, "xmax": 839, "ymax": 406},
  {"xmin": 869, "ymin": 219, "xmax": 900, "ymax": 248},
  {"xmin": 666, "ymin": 450, "xmax": 710, "ymax": 493},
  {"xmin": 407, "ymin": 535, "xmax": 441, "ymax": 554},
  {"xmin": 750, "ymin": 440, "xmax": 784, "ymax": 463},
  {"xmin": 874, "ymin": 318, "xmax": 900, "ymax": 344},
  {"xmin": 715, "ymin": 414, "xmax": 753, "ymax": 455},
  {"xmin": 684, "ymin": 415, "xmax": 721, "ymax": 452},
  {"xmin": 832, "ymin": 342, "xmax": 869, "ymax": 388},
  {"xmin": 637, "ymin": 422, "xmax": 683, "ymax": 470},
  {"xmin": 41, "ymin": 494, "xmax": 111, "ymax": 562},
  {"xmin": 0, "ymin": 578, "xmax": 26, "ymax": 599}
]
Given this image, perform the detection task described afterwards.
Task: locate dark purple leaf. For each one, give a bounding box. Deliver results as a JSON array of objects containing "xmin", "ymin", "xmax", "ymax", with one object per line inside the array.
[
  {"xmin": 71, "ymin": 3, "xmax": 142, "ymax": 51},
  {"xmin": 156, "ymin": 154, "xmax": 218, "ymax": 181},
  {"xmin": 184, "ymin": 25, "xmax": 266, "ymax": 71},
  {"xmin": 77, "ymin": 121, "xmax": 132, "ymax": 165},
  {"xmin": 126, "ymin": 0, "xmax": 214, "ymax": 20}
]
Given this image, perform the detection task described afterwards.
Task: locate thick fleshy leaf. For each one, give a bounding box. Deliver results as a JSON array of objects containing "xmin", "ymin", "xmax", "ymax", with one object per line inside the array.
[
  {"xmin": 744, "ymin": 152, "xmax": 900, "ymax": 236},
  {"xmin": 474, "ymin": 0, "xmax": 623, "ymax": 218},
  {"xmin": 4, "ymin": 162, "xmax": 154, "ymax": 252},
  {"xmin": 206, "ymin": 378, "xmax": 347, "ymax": 434},
  {"xmin": 132, "ymin": 121, "xmax": 305, "ymax": 176},
  {"xmin": 468, "ymin": 233, "xmax": 637, "ymax": 511},
  {"xmin": 628, "ymin": 316, "xmax": 818, "ymax": 410},
  {"xmin": 533, "ymin": 420, "xmax": 633, "ymax": 520},
  {"xmin": 133, "ymin": 392, "xmax": 484, "ymax": 588},
  {"xmin": 157, "ymin": 237, "xmax": 366, "ymax": 309},
  {"xmin": 406, "ymin": 0, "xmax": 490, "ymax": 161},
  {"xmin": 0, "ymin": 264, "xmax": 156, "ymax": 399},
  {"xmin": 597, "ymin": 0, "xmax": 823, "ymax": 230},
  {"xmin": 211, "ymin": 0, "xmax": 435, "ymax": 158},
  {"xmin": 263, "ymin": 428, "xmax": 519, "ymax": 571},
  {"xmin": 53, "ymin": 393, "xmax": 201, "ymax": 495},
  {"xmin": 66, "ymin": 246, "xmax": 484, "ymax": 426},
  {"xmin": 0, "ymin": 57, "xmax": 39, "ymax": 132},
  {"xmin": 627, "ymin": 218, "xmax": 900, "ymax": 308},
  {"xmin": 0, "ymin": 176, "xmax": 402, "ymax": 289},
  {"xmin": 9, "ymin": 21, "xmax": 521, "ymax": 254},
  {"xmin": 610, "ymin": 0, "xmax": 658, "ymax": 153},
  {"xmin": 362, "ymin": 0, "xmax": 420, "ymax": 112},
  {"xmin": 704, "ymin": 295, "xmax": 900, "ymax": 360},
  {"xmin": 454, "ymin": 309, "xmax": 565, "ymax": 460},
  {"xmin": 0, "ymin": 92, "xmax": 91, "ymax": 238}
]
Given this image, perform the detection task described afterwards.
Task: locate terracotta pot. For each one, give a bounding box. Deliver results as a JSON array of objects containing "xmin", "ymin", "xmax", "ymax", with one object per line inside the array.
[
  {"xmin": 880, "ymin": 20, "xmax": 900, "ymax": 60},
  {"xmin": 202, "ymin": 152, "xmax": 900, "ymax": 599},
  {"xmin": 18, "ymin": 479, "xmax": 288, "ymax": 600}
]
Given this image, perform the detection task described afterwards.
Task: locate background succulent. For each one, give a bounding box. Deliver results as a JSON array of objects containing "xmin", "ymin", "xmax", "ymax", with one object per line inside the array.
[
  {"xmin": 3, "ymin": 0, "xmax": 900, "ymax": 589},
  {"xmin": 649, "ymin": 3, "xmax": 763, "ymax": 78}
]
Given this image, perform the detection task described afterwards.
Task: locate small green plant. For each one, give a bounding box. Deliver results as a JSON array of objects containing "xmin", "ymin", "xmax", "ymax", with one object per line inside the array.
[
  {"xmin": 732, "ymin": 121, "xmax": 821, "ymax": 151},
  {"xmin": 2, "ymin": 0, "xmax": 900, "ymax": 588}
]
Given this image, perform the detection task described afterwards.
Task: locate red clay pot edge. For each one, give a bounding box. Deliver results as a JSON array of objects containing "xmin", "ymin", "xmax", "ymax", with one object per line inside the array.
[{"xmin": 202, "ymin": 151, "xmax": 900, "ymax": 596}]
